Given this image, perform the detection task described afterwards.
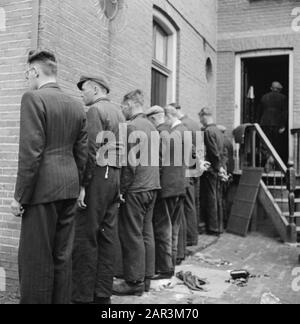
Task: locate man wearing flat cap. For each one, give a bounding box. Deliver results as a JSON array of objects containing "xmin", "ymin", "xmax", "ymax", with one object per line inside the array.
[
  {"xmin": 260, "ymin": 81, "xmax": 288, "ymax": 164},
  {"xmin": 72, "ymin": 75, "xmax": 125, "ymax": 304}
]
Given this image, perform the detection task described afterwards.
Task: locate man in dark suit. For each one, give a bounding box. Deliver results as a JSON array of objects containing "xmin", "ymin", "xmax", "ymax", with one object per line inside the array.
[
  {"xmin": 10, "ymin": 50, "xmax": 88, "ymax": 304},
  {"xmin": 260, "ymin": 81, "xmax": 288, "ymax": 163},
  {"xmin": 72, "ymin": 75, "xmax": 125, "ymax": 305}
]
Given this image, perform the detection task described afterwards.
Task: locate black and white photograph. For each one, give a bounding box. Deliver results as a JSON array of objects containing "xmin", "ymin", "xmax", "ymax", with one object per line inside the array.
[{"xmin": 0, "ymin": 0, "xmax": 300, "ymax": 307}]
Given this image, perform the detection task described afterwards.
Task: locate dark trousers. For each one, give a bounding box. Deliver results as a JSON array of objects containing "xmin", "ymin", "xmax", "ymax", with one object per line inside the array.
[
  {"xmin": 184, "ymin": 181, "xmax": 198, "ymax": 246},
  {"xmin": 153, "ymin": 196, "xmax": 184, "ymax": 273},
  {"xmin": 177, "ymin": 203, "xmax": 187, "ymax": 261},
  {"xmin": 72, "ymin": 167, "xmax": 120, "ymax": 303},
  {"xmin": 119, "ymin": 191, "xmax": 157, "ymax": 283},
  {"xmin": 200, "ymin": 171, "xmax": 223, "ymax": 234},
  {"xmin": 18, "ymin": 199, "xmax": 77, "ymax": 304}
]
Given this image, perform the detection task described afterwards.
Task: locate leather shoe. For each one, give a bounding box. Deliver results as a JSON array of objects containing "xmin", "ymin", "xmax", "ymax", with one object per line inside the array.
[
  {"xmin": 113, "ymin": 281, "xmax": 144, "ymax": 296},
  {"xmin": 152, "ymin": 272, "xmax": 174, "ymax": 280}
]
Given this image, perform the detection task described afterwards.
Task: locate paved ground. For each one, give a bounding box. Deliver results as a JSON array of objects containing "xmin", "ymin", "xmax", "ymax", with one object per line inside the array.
[{"xmin": 1, "ymin": 232, "xmax": 299, "ymax": 304}]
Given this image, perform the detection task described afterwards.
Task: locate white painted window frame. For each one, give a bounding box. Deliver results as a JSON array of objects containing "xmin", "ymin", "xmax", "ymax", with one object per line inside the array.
[{"xmin": 153, "ymin": 9, "xmax": 178, "ymax": 104}]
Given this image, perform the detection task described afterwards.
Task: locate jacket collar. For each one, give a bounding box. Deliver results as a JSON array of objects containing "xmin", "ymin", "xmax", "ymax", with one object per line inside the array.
[
  {"xmin": 92, "ymin": 97, "xmax": 110, "ymax": 105},
  {"xmin": 130, "ymin": 113, "xmax": 145, "ymax": 121},
  {"xmin": 39, "ymin": 82, "xmax": 60, "ymax": 90}
]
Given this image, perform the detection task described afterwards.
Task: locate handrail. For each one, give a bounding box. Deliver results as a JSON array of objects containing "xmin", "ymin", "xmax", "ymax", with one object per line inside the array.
[
  {"xmin": 247, "ymin": 123, "xmax": 287, "ymax": 174},
  {"xmin": 291, "ymin": 128, "xmax": 300, "ymax": 175}
]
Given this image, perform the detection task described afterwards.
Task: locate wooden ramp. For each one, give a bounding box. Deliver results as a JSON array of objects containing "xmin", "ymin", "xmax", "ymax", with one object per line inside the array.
[{"xmin": 227, "ymin": 168, "xmax": 263, "ymax": 237}]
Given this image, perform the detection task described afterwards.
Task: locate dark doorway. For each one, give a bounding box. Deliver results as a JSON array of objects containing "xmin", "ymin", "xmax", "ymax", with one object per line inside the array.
[{"xmin": 241, "ymin": 55, "xmax": 289, "ymax": 162}]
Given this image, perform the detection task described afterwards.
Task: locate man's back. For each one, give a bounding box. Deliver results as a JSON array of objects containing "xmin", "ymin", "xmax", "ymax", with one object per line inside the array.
[
  {"xmin": 121, "ymin": 114, "xmax": 160, "ymax": 194},
  {"xmin": 15, "ymin": 83, "xmax": 88, "ymax": 205},
  {"xmin": 260, "ymin": 91, "xmax": 288, "ymax": 127}
]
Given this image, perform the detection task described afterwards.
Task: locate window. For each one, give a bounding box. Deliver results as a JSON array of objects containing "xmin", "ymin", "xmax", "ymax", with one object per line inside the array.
[{"xmin": 151, "ymin": 9, "xmax": 178, "ymax": 107}]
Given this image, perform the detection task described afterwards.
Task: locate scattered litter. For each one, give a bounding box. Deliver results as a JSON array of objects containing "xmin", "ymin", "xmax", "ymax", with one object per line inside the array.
[
  {"xmin": 176, "ymin": 271, "xmax": 208, "ymax": 292},
  {"xmin": 226, "ymin": 278, "xmax": 248, "ymax": 288},
  {"xmin": 230, "ymin": 270, "xmax": 250, "ymax": 280},
  {"xmin": 260, "ymin": 293, "xmax": 281, "ymax": 305},
  {"xmin": 194, "ymin": 253, "xmax": 233, "ymax": 267}
]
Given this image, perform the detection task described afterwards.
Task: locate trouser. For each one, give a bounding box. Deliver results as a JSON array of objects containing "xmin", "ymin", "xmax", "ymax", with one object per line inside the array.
[
  {"xmin": 72, "ymin": 166, "xmax": 120, "ymax": 303},
  {"xmin": 194, "ymin": 177, "xmax": 204, "ymax": 231},
  {"xmin": 18, "ymin": 199, "xmax": 77, "ymax": 304},
  {"xmin": 200, "ymin": 171, "xmax": 223, "ymax": 234},
  {"xmin": 119, "ymin": 191, "xmax": 157, "ymax": 283},
  {"xmin": 184, "ymin": 180, "xmax": 198, "ymax": 246},
  {"xmin": 153, "ymin": 196, "xmax": 184, "ymax": 273},
  {"xmin": 177, "ymin": 204, "xmax": 187, "ymax": 261}
]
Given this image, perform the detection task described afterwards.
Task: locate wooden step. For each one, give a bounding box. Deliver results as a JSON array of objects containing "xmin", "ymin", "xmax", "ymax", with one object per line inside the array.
[
  {"xmin": 267, "ymin": 186, "xmax": 300, "ymax": 190},
  {"xmin": 275, "ymin": 199, "xmax": 300, "ymax": 203},
  {"xmin": 283, "ymin": 212, "xmax": 300, "ymax": 217}
]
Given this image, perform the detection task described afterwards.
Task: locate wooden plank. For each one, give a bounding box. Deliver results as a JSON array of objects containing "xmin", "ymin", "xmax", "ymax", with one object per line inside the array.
[{"xmin": 227, "ymin": 168, "xmax": 263, "ymax": 237}]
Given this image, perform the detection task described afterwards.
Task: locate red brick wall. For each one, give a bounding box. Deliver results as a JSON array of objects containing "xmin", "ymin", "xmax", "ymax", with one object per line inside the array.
[
  {"xmin": 217, "ymin": 0, "xmax": 300, "ymax": 133},
  {"xmin": 0, "ymin": 0, "xmax": 217, "ymax": 291}
]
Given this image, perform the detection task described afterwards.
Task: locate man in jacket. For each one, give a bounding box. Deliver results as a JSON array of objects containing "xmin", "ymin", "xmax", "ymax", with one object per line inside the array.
[
  {"xmin": 113, "ymin": 90, "xmax": 161, "ymax": 296},
  {"xmin": 199, "ymin": 107, "xmax": 226, "ymax": 236},
  {"xmin": 11, "ymin": 49, "xmax": 88, "ymax": 304},
  {"xmin": 148, "ymin": 105, "xmax": 189, "ymax": 279},
  {"xmin": 260, "ymin": 81, "xmax": 288, "ymax": 163},
  {"xmin": 72, "ymin": 75, "xmax": 125, "ymax": 305}
]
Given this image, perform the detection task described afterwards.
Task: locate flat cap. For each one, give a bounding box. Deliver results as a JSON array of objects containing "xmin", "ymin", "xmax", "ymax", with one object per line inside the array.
[
  {"xmin": 146, "ymin": 105, "xmax": 165, "ymax": 117},
  {"xmin": 77, "ymin": 75, "xmax": 110, "ymax": 93}
]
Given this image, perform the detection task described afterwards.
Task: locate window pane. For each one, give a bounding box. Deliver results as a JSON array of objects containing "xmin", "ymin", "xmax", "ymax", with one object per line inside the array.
[
  {"xmin": 154, "ymin": 24, "xmax": 167, "ymax": 65},
  {"xmin": 151, "ymin": 68, "xmax": 168, "ymax": 107}
]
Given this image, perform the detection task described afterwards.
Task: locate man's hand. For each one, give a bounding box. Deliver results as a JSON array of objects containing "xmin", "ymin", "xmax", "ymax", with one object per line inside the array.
[
  {"xmin": 279, "ymin": 127, "xmax": 286, "ymax": 134},
  {"xmin": 200, "ymin": 161, "xmax": 211, "ymax": 172},
  {"xmin": 218, "ymin": 167, "xmax": 229, "ymax": 182},
  {"xmin": 77, "ymin": 187, "xmax": 87, "ymax": 209},
  {"xmin": 120, "ymin": 194, "xmax": 126, "ymax": 204},
  {"xmin": 11, "ymin": 199, "xmax": 24, "ymax": 218}
]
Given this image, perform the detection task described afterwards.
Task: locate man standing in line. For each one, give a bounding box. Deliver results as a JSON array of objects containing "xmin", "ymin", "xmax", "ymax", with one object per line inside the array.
[
  {"xmin": 199, "ymin": 108, "xmax": 226, "ymax": 236},
  {"xmin": 146, "ymin": 105, "xmax": 186, "ymax": 279},
  {"xmin": 173, "ymin": 103, "xmax": 201, "ymax": 245},
  {"xmin": 11, "ymin": 50, "xmax": 88, "ymax": 304},
  {"xmin": 113, "ymin": 90, "xmax": 161, "ymax": 296},
  {"xmin": 73, "ymin": 75, "xmax": 125, "ymax": 305}
]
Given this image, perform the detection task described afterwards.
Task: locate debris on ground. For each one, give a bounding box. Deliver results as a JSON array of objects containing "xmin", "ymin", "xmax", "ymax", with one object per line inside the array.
[
  {"xmin": 260, "ymin": 293, "xmax": 282, "ymax": 304},
  {"xmin": 176, "ymin": 271, "xmax": 208, "ymax": 292},
  {"xmin": 193, "ymin": 253, "xmax": 232, "ymax": 267},
  {"xmin": 226, "ymin": 278, "xmax": 249, "ymax": 288},
  {"xmin": 230, "ymin": 270, "xmax": 250, "ymax": 280}
]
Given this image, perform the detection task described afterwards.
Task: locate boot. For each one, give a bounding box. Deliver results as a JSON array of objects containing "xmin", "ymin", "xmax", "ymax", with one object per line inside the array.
[{"xmin": 112, "ymin": 281, "xmax": 144, "ymax": 297}]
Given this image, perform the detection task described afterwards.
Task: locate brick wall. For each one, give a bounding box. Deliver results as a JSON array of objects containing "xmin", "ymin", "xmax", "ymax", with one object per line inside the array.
[
  {"xmin": 0, "ymin": 0, "xmax": 35, "ymax": 292},
  {"xmin": 0, "ymin": 0, "xmax": 217, "ymax": 291},
  {"xmin": 217, "ymin": 0, "xmax": 300, "ymax": 133}
]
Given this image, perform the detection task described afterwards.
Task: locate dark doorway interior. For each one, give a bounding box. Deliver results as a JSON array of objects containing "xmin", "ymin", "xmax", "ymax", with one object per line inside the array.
[{"xmin": 241, "ymin": 55, "xmax": 289, "ymax": 162}]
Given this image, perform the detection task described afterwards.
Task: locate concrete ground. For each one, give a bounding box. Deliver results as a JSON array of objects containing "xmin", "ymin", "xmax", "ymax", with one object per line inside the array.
[
  {"xmin": 112, "ymin": 233, "xmax": 300, "ymax": 305},
  {"xmin": 1, "ymin": 232, "xmax": 299, "ymax": 304}
]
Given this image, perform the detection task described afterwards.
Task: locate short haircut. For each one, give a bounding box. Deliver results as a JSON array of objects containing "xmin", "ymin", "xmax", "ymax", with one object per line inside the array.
[
  {"xmin": 168, "ymin": 103, "xmax": 181, "ymax": 110},
  {"xmin": 123, "ymin": 89, "xmax": 144, "ymax": 106},
  {"xmin": 27, "ymin": 49, "xmax": 58, "ymax": 76},
  {"xmin": 199, "ymin": 107, "xmax": 213, "ymax": 117},
  {"xmin": 164, "ymin": 105, "xmax": 178, "ymax": 118}
]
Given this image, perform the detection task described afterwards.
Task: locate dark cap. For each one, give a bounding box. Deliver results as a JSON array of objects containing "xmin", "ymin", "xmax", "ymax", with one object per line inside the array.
[{"xmin": 77, "ymin": 75, "xmax": 110, "ymax": 93}]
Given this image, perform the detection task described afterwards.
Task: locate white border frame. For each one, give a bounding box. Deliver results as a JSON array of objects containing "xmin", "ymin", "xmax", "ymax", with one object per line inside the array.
[{"xmin": 235, "ymin": 49, "xmax": 294, "ymax": 159}]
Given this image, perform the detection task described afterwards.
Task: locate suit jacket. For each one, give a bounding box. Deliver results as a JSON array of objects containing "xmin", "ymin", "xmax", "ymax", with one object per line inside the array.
[
  {"xmin": 260, "ymin": 92, "xmax": 288, "ymax": 127},
  {"xmin": 15, "ymin": 83, "xmax": 88, "ymax": 206},
  {"xmin": 82, "ymin": 98, "xmax": 126, "ymax": 188}
]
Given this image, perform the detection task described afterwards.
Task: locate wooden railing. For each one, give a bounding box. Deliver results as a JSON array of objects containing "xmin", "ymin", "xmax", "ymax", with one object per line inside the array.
[
  {"xmin": 234, "ymin": 124, "xmax": 297, "ymax": 242},
  {"xmin": 292, "ymin": 128, "xmax": 300, "ymax": 175}
]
